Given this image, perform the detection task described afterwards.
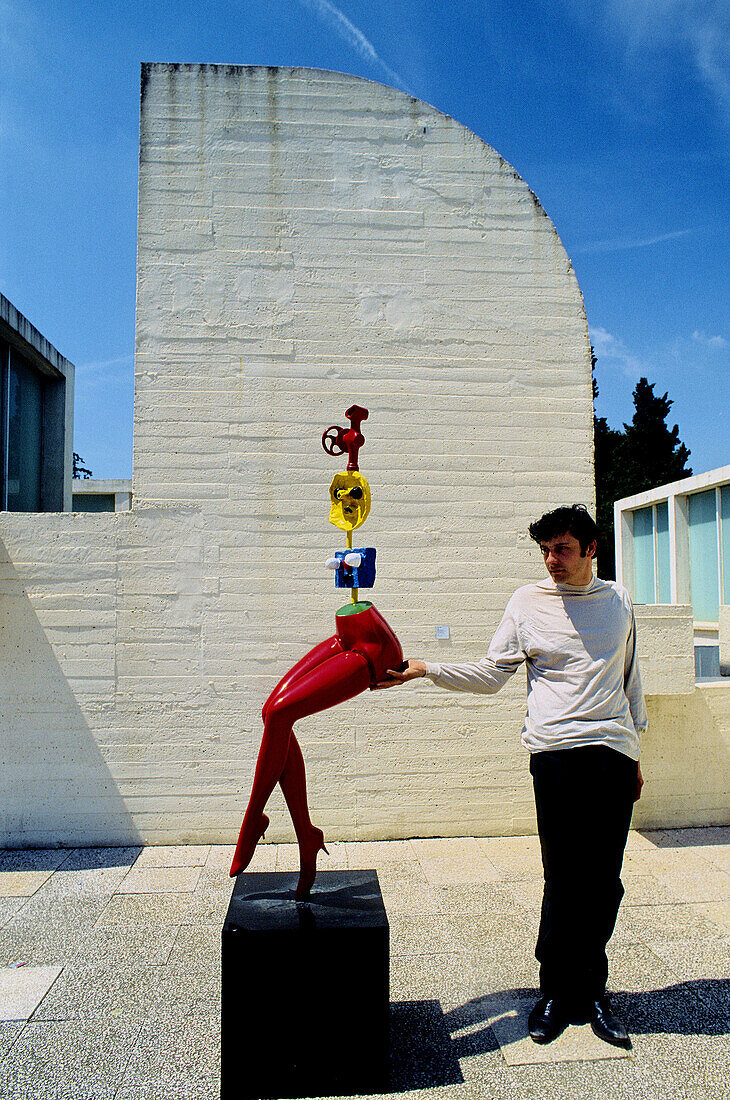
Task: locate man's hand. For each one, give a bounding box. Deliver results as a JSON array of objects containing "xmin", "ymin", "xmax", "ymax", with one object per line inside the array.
[
  {"xmin": 373, "ymin": 660, "xmax": 427, "ymax": 689},
  {"xmin": 634, "ymin": 761, "xmax": 644, "ymax": 802}
]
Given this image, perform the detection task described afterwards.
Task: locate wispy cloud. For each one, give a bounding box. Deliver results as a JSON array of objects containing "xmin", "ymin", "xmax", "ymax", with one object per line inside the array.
[
  {"xmin": 577, "ymin": 228, "xmax": 693, "ymax": 255},
  {"xmin": 294, "ymin": 0, "xmax": 411, "ymax": 94},
  {"xmin": 76, "ymin": 353, "xmax": 133, "ymax": 376},
  {"xmin": 692, "ymin": 330, "xmax": 727, "ymax": 348},
  {"xmin": 590, "ymin": 325, "xmax": 645, "ymax": 380},
  {"xmin": 578, "ymin": 0, "xmax": 730, "ymax": 125}
]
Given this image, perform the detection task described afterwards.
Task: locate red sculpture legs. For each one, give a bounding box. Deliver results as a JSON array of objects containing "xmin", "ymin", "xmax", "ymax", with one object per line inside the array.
[
  {"xmin": 230, "ymin": 603, "xmax": 403, "ymax": 898},
  {"xmin": 229, "ymin": 636, "xmax": 371, "ymax": 898}
]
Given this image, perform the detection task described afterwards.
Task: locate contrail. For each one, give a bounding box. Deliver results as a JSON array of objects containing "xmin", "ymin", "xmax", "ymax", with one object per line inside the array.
[
  {"xmin": 77, "ymin": 353, "xmax": 134, "ymax": 375},
  {"xmin": 577, "ymin": 228, "xmax": 693, "ymax": 254},
  {"xmin": 295, "ymin": 0, "xmax": 412, "ymax": 94}
]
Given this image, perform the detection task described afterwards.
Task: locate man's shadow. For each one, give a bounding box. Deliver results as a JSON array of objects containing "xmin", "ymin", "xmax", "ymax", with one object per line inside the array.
[{"xmin": 389, "ymin": 979, "xmax": 730, "ymax": 1091}]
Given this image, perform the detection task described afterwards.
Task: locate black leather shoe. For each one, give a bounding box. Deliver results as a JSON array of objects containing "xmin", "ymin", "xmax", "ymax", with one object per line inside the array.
[
  {"xmin": 528, "ymin": 997, "xmax": 567, "ymax": 1044},
  {"xmin": 590, "ymin": 996, "xmax": 630, "ymax": 1047}
]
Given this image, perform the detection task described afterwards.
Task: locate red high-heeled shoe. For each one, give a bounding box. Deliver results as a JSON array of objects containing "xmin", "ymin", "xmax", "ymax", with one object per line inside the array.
[
  {"xmin": 295, "ymin": 827, "xmax": 329, "ymax": 900},
  {"xmin": 229, "ymin": 813, "xmax": 269, "ymax": 877}
]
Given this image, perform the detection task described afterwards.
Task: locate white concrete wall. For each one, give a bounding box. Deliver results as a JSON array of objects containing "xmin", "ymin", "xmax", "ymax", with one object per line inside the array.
[
  {"xmin": 6, "ymin": 65, "xmax": 724, "ymax": 848},
  {"xmin": 634, "ymin": 605, "xmax": 695, "ymax": 696},
  {"xmin": 72, "ymin": 479, "xmax": 133, "ymax": 511},
  {"xmin": 719, "ymin": 606, "xmax": 730, "ymax": 675},
  {"xmin": 635, "ymin": 684, "xmax": 730, "ymax": 829}
]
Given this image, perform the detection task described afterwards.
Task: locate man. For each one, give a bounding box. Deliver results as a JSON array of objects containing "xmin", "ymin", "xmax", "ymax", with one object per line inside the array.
[{"xmin": 378, "ymin": 505, "xmax": 646, "ymax": 1046}]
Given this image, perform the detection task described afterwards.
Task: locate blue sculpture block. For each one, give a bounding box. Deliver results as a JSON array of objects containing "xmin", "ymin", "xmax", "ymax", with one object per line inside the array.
[{"xmin": 333, "ymin": 546, "xmax": 376, "ymax": 589}]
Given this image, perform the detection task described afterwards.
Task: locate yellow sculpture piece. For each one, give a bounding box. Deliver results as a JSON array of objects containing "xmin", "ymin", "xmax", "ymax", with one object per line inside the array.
[{"xmin": 328, "ymin": 471, "xmax": 371, "ymax": 533}]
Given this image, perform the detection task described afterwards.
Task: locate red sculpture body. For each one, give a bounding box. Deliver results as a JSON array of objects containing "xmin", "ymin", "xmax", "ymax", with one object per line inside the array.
[{"xmin": 229, "ymin": 407, "xmax": 403, "ymax": 899}]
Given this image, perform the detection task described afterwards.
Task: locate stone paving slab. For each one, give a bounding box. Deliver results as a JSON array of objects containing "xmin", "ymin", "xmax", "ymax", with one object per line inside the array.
[
  {"xmin": 116, "ymin": 1013, "xmax": 220, "ymax": 1088},
  {"xmin": 272, "ymin": 841, "xmax": 301, "ymax": 871},
  {"xmin": 0, "ymin": 1016, "xmax": 144, "ymax": 1100},
  {"xmin": 647, "ymin": 936, "xmax": 730, "ymax": 982},
  {"xmin": 131, "ymin": 845, "xmax": 211, "ymax": 869},
  {"xmin": 390, "ymin": 912, "xmax": 461, "ymax": 955},
  {"xmin": 380, "ymin": 875, "xmax": 447, "ymax": 915},
  {"xmin": 0, "ymin": 850, "xmax": 69, "ymax": 874},
  {"xmin": 0, "ymin": 829, "xmax": 727, "ymax": 1099},
  {"xmin": 653, "ymin": 826, "xmax": 730, "ymax": 848},
  {"xmin": 0, "ymin": 901, "xmax": 25, "ymax": 929},
  {"xmin": 0, "ymin": 924, "xmax": 96, "ymax": 968},
  {"xmin": 391, "ymin": 951, "xmax": 479, "ymax": 1005},
  {"xmin": 0, "ymin": 895, "xmax": 112, "ymax": 966},
  {"xmin": 705, "ymin": 849, "xmax": 730, "ymax": 875},
  {"xmin": 0, "ymin": 871, "xmax": 54, "ymax": 898},
  {"xmin": 115, "ymin": 1075, "xmax": 220, "ymax": 1100},
  {"xmin": 69, "ymin": 924, "xmax": 180, "ymax": 968},
  {"xmin": 179, "ymin": 886, "xmax": 232, "ymax": 927},
  {"xmin": 31, "ymin": 961, "xmax": 165, "ymax": 1022},
  {"xmin": 0, "ymin": 1021, "xmax": 23, "ymax": 1061},
  {"xmin": 116, "ymin": 865, "xmax": 203, "ymax": 894},
  {"xmin": 617, "ymin": 900, "xmax": 729, "ymax": 944},
  {"xmin": 203, "ymin": 844, "xmax": 235, "ymax": 869},
  {"xmin": 411, "ymin": 837, "xmax": 502, "ymax": 886},
  {"xmin": 345, "ymin": 839, "xmax": 424, "ymax": 867},
  {"xmin": 474, "ymin": 990, "xmax": 629, "ymax": 1065},
  {"xmin": 151, "ymin": 962, "xmax": 221, "ymax": 1018},
  {"xmin": 35, "ymin": 865, "xmax": 136, "ymax": 896},
  {"xmin": 476, "ymin": 835, "xmax": 545, "ymax": 879},
  {"xmin": 693, "ymin": 900, "xmax": 730, "ymax": 935},
  {"xmin": 433, "ymin": 882, "xmax": 530, "ymax": 917},
  {"xmin": 5, "ymin": 892, "xmax": 110, "ymax": 930},
  {"xmin": 94, "ymin": 893, "xmax": 194, "ymax": 928},
  {"xmin": 0, "ymin": 967, "xmax": 62, "ymax": 1021}
]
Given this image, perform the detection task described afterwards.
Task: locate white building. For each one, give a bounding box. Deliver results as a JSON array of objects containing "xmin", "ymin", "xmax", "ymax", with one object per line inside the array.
[
  {"xmin": 0, "ymin": 65, "xmax": 727, "ymax": 847},
  {"xmin": 0, "ymin": 294, "xmax": 74, "ymax": 512},
  {"xmin": 615, "ymin": 465, "xmax": 730, "ymax": 678},
  {"xmin": 72, "ymin": 479, "xmax": 132, "ymax": 513}
]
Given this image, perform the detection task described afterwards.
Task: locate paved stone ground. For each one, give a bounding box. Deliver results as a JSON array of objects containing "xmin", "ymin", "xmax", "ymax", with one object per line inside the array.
[{"xmin": 0, "ymin": 829, "xmax": 728, "ymax": 1100}]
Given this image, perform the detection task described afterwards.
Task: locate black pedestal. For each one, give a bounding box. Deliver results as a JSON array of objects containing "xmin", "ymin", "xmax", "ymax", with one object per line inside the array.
[{"xmin": 221, "ymin": 869, "xmax": 389, "ymax": 1099}]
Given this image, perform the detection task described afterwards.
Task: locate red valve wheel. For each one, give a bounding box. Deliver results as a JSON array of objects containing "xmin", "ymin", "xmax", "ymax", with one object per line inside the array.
[{"xmin": 322, "ymin": 426, "xmax": 347, "ymax": 456}]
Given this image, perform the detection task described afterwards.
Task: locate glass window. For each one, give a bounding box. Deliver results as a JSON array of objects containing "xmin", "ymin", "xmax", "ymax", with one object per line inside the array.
[
  {"xmin": 6, "ymin": 351, "xmax": 43, "ymax": 512},
  {"xmin": 73, "ymin": 493, "xmax": 116, "ymax": 513},
  {"xmin": 688, "ymin": 489, "xmax": 719, "ymax": 622},
  {"xmin": 633, "ymin": 506, "xmax": 655, "ymax": 603},
  {"xmin": 655, "ymin": 501, "xmax": 671, "ymax": 603},
  {"xmin": 722, "ymin": 485, "xmax": 730, "ymax": 606}
]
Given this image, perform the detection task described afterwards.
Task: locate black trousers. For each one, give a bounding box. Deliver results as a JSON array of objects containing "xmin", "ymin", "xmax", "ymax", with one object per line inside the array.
[{"xmin": 530, "ymin": 745, "xmax": 638, "ymax": 1006}]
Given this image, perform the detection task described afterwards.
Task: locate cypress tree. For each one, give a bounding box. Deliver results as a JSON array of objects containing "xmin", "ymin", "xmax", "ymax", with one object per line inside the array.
[{"xmin": 593, "ymin": 366, "xmax": 691, "ymax": 580}]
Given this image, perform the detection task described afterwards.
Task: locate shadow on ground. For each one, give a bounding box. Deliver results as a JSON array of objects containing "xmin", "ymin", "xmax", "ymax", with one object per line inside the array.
[
  {"xmin": 449, "ymin": 980, "xmax": 729, "ymax": 1042},
  {"xmin": 389, "ymin": 979, "xmax": 730, "ymax": 1089},
  {"xmin": 389, "ymin": 1001, "xmax": 470, "ymax": 1091},
  {"xmin": 640, "ymin": 827, "xmax": 730, "ymax": 849},
  {"xmin": 0, "ymin": 847, "xmax": 142, "ymax": 872}
]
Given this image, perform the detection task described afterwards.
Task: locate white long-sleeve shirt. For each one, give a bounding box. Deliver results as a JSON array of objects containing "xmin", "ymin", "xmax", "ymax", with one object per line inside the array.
[{"xmin": 424, "ymin": 576, "xmax": 647, "ymax": 761}]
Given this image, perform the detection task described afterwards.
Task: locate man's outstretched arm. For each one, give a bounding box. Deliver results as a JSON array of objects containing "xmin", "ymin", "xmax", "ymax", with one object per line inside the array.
[
  {"xmin": 374, "ymin": 659, "xmax": 427, "ymax": 688},
  {"xmin": 374, "ymin": 600, "xmax": 526, "ymax": 693}
]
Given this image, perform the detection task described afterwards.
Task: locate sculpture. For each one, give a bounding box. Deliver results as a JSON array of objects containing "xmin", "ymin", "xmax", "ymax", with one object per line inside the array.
[{"xmin": 229, "ymin": 406, "xmax": 403, "ymax": 898}]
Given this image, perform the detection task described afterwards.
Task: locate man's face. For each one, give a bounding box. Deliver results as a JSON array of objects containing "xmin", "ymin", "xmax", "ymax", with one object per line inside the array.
[{"xmin": 539, "ymin": 531, "xmax": 596, "ymax": 586}]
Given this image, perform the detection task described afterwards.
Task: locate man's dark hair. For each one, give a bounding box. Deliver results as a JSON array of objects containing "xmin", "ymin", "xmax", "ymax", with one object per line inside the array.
[{"xmin": 528, "ymin": 505, "xmax": 599, "ymax": 554}]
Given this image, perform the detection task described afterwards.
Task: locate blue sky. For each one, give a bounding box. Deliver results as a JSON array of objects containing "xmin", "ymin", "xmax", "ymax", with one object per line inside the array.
[{"xmin": 2, "ymin": 0, "xmax": 728, "ymax": 478}]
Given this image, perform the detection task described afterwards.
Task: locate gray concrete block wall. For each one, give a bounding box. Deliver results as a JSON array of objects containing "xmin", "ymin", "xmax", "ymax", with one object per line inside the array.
[{"xmin": 0, "ymin": 64, "xmax": 619, "ymax": 846}]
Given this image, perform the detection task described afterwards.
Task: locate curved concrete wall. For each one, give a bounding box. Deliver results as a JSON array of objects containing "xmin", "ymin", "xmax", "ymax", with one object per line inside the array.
[{"xmin": 1, "ymin": 65, "xmax": 599, "ymax": 845}]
